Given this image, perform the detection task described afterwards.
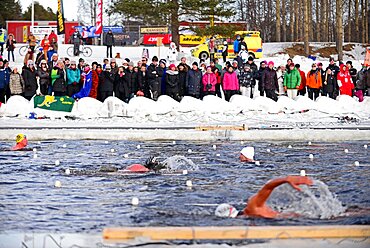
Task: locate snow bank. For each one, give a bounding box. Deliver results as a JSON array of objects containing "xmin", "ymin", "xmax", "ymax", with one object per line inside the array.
[
  {"xmin": 99, "ymin": 97, "xmax": 128, "ymax": 118},
  {"xmin": 72, "ymin": 97, "xmax": 103, "ymax": 118},
  {"xmin": 2, "ymin": 96, "xmax": 33, "ymax": 117}
]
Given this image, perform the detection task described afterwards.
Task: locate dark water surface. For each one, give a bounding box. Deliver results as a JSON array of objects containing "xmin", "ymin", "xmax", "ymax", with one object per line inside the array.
[{"xmin": 0, "ymin": 140, "xmax": 369, "ymax": 233}]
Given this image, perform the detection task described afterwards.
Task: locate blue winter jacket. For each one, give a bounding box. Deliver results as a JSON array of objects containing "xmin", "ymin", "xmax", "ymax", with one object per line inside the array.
[
  {"xmin": 0, "ymin": 68, "xmax": 10, "ymax": 89},
  {"xmin": 66, "ymin": 68, "xmax": 81, "ymax": 85},
  {"xmin": 233, "ymin": 40, "xmax": 240, "ymax": 54},
  {"xmin": 72, "ymin": 71, "xmax": 92, "ymax": 99}
]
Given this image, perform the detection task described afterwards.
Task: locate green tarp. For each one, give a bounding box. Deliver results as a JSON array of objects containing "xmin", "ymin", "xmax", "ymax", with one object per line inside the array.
[{"xmin": 34, "ymin": 95, "xmax": 75, "ymax": 112}]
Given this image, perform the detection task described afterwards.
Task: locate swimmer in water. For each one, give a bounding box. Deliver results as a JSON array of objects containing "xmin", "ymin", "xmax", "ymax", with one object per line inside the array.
[
  {"xmin": 240, "ymin": 147, "xmax": 255, "ymax": 162},
  {"xmin": 125, "ymin": 156, "xmax": 165, "ymax": 173},
  {"xmin": 216, "ymin": 176, "xmax": 313, "ymax": 218},
  {"xmin": 11, "ymin": 134, "xmax": 29, "ymax": 151}
]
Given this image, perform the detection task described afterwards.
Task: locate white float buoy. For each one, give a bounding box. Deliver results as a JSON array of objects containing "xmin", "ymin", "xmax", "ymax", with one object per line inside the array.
[
  {"xmin": 131, "ymin": 197, "xmax": 139, "ymax": 206},
  {"xmin": 62, "ymin": 144, "xmax": 67, "ymax": 148},
  {"xmin": 55, "ymin": 160, "xmax": 60, "ymax": 166},
  {"xmin": 182, "ymin": 170, "xmax": 188, "ymax": 175},
  {"xmin": 136, "ymin": 145, "xmax": 141, "ymax": 149},
  {"xmin": 309, "ymin": 154, "xmax": 314, "ymax": 160},
  {"xmin": 216, "ymin": 153, "xmax": 221, "ymax": 157},
  {"xmin": 364, "ymin": 144, "xmax": 368, "ymax": 149},
  {"xmin": 124, "ymin": 154, "xmax": 129, "ymax": 158},
  {"xmin": 212, "ymin": 145, "xmax": 217, "ymax": 150},
  {"xmin": 308, "ymin": 141, "xmax": 312, "ymax": 146},
  {"xmin": 254, "ymin": 161, "xmax": 260, "ymax": 165},
  {"xmin": 288, "ymin": 145, "xmax": 292, "ymax": 149},
  {"xmin": 65, "ymin": 168, "xmax": 71, "ymax": 175},
  {"xmin": 187, "ymin": 149, "xmax": 192, "ymax": 153},
  {"xmin": 240, "ymin": 141, "xmax": 244, "ymax": 145},
  {"xmin": 266, "ymin": 149, "xmax": 271, "ymax": 153},
  {"xmin": 110, "ymin": 148, "xmax": 115, "ymax": 153},
  {"xmin": 186, "ymin": 180, "xmax": 193, "ymax": 187},
  {"xmin": 172, "ymin": 141, "xmax": 176, "ymax": 144},
  {"xmin": 344, "ymin": 149, "xmax": 349, "ymax": 153},
  {"xmin": 300, "ymin": 170, "xmax": 306, "ymax": 176},
  {"xmin": 105, "ymin": 141, "xmax": 109, "ymax": 144},
  {"xmin": 33, "ymin": 154, "xmax": 38, "ymax": 159},
  {"xmin": 37, "ymin": 141, "xmax": 41, "ymax": 145},
  {"xmin": 33, "ymin": 148, "xmax": 37, "ymax": 153},
  {"xmin": 54, "ymin": 181, "xmax": 62, "ymax": 188},
  {"xmin": 354, "ymin": 161, "xmax": 360, "ymax": 166}
]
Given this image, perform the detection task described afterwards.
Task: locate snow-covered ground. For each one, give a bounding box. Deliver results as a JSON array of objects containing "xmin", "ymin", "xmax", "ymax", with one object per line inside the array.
[{"xmin": 1, "ymin": 43, "xmax": 369, "ymax": 141}]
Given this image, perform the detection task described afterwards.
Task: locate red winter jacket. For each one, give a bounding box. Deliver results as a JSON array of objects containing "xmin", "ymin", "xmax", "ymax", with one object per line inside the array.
[
  {"xmin": 202, "ymin": 72, "xmax": 217, "ymax": 92},
  {"xmin": 337, "ymin": 64, "xmax": 354, "ymax": 96},
  {"xmin": 89, "ymin": 70, "xmax": 100, "ymax": 99},
  {"xmin": 298, "ymin": 69, "xmax": 306, "ymax": 90}
]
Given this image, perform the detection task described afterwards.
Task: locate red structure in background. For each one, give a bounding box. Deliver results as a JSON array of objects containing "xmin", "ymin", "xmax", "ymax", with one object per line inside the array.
[{"xmin": 6, "ymin": 20, "xmax": 79, "ymax": 43}]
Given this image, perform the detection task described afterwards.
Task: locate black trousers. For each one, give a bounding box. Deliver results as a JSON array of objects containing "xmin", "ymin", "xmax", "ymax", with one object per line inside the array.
[
  {"xmin": 0, "ymin": 88, "xmax": 5, "ymax": 103},
  {"xmin": 67, "ymin": 84, "xmax": 80, "ymax": 97},
  {"xmin": 8, "ymin": 50, "xmax": 15, "ymax": 62},
  {"xmin": 106, "ymin": 45, "xmax": 112, "ymax": 58},
  {"xmin": 53, "ymin": 91, "xmax": 65, "ymax": 97},
  {"xmin": 224, "ymin": 90, "xmax": 239, "ymax": 102},
  {"xmin": 265, "ymin": 89, "xmax": 278, "ymax": 101},
  {"xmin": 308, "ymin": 87, "xmax": 320, "ymax": 100},
  {"xmin": 0, "ymin": 43, "xmax": 4, "ymax": 55},
  {"xmin": 100, "ymin": 91, "xmax": 113, "ymax": 102},
  {"xmin": 73, "ymin": 43, "xmax": 79, "ymax": 56}
]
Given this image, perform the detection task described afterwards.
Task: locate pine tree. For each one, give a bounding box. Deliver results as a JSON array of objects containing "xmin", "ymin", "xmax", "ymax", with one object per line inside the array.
[
  {"xmin": 23, "ymin": 1, "xmax": 57, "ymax": 21},
  {"xmin": 0, "ymin": 0, "xmax": 23, "ymax": 28}
]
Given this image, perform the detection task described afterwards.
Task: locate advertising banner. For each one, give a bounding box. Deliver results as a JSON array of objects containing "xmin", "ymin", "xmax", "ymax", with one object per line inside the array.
[{"xmin": 57, "ymin": 0, "xmax": 65, "ymax": 34}]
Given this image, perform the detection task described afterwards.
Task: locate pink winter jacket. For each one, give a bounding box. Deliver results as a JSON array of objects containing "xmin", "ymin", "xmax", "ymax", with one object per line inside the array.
[
  {"xmin": 222, "ymin": 71, "xmax": 239, "ymax": 91},
  {"xmin": 202, "ymin": 72, "xmax": 217, "ymax": 92}
]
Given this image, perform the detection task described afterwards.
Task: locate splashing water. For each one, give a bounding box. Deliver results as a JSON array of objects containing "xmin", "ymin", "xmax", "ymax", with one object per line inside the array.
[
  {"xmin": 162, "ymin": 155, "xmax": 199, "ymax": 172},
  {"xmin": 268, "ymin": 180, "xmax": 346, "ymax": 219}
]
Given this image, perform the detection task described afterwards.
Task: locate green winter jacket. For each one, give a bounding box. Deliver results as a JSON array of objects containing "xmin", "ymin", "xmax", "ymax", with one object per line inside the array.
[{"xmin": 283, "ymin": 68, "xmax": 301, "ymax": 89}]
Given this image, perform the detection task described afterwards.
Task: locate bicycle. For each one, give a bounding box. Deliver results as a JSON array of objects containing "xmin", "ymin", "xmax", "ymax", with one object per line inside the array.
[
  {"xmin": 19, "ymin": 42, "xmax": 40, "ymax": 56},
  {"xmin": 66, "ymin": 44, "xmax": 92, "ymax": 57}
]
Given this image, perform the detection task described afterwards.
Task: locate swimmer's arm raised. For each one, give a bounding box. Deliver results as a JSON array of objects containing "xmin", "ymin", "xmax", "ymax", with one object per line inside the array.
[{"xmin": 250, "ymin": 176, "xmax": 313, "ymax": 207}]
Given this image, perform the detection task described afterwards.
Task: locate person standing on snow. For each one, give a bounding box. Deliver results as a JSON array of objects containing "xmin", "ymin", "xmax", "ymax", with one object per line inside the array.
[
  {"xmin": 222, "ymin": 65, "xmax": 239, "ymax": 101},
  {"xmin": 73, "ymin": 65, "xmax": 92, "ymax": 99},
  {"xmin": 295, "ymin": 64, "xmax": 307, "ymax": 96},
  {"xmin": 238, "ymin": 64, "xmax": 254, "ymax": 98},
  {"xmin": 104, "ymin": 29, "xmax": 115, "ymax": 58},
  {"xmin": 262, "ymin": 61, "xmax": 278, "ymax": 101},
  {"xmin": 283, "ymin": 63, "xmax": 301, "ymax": 99},
  {"xmin": 21, "ymin": 60, "xmax": 37, "ymax": 101},
  {"xmin": 186, "ymin": 62, "xmax": 203, "ymax": 99},
  {"xmin": 233, "ymin": 35, "xmax": 241, "ymax": 55},
  {"xmin": 0, "ymin": 60, "xmax": 10, "ymax": 103},
  {"xmin": 256, "ymin": 61, "xmax": 267, "ymax": 96},
  {"xmin": 238, "ymin": 37, "xmax": 248, "ymax": 55},
  {"xmin": 166, "ymin": 64, "xmax": 180, "ymax": 101},
  {"xmin": 5, "ymin": 33, "xmax": 16, "ymax": 62},
  {"xmin": 147, "ymin": 56, "xmax": 162, "ymax": 100},
  {"xmin": 0, "ymin": 29, "xmax": 5, "ymax": 56},
  {"xmin": 337, "ymin": 64, "xmax": 354, "ymax": 97},
  {"xmin": 51, "ymin": 60, "xmax": 67, "ymax": 97},
  {"xmin": 178, "ymin": 64, "xmax": 187, "ymax": 98},
  {"xmin": 222, "ymin": 41, "xmax": 228, "ymax": 63},
  {"xmin": 70, "ymin": 28, "xmax": 83, "ymax": 56},
  {"xmin": 306, "ymin": 63, "xmax": 322, "ymax": 101},
  {"xmin": 355, "ymin": 64, "xmax": 368, "ymax": 100},
  {"xmin": 167, "ymin": 42, "xmax": 178, "ymax": 64},
  {"xmin": 41, "ymin": 34, "xmax": 50, "ymax": 61},
  {"xmin": 99, "ymin": 64, "xmax": 115, "ymax": 102},
  {"xmin": 9, "ymin": 67, "xmax": 24, "ymax": 97},
  {"xmin": 323, "ymin": 68, "xmax": 337, "ymax": 99},
  {"xmin": 36, "ymin": 60, "xmax": 50, "ymax": 95},
  {"xmin": 202, "ymin": 66, "xmax": 217, "ymax": 98},
  {"xmin": 66, "ymin": 60, "xmax": 81, "ymax": 97},
  {"xmin": 276, "ymin": 65, "xmax": 286, "ymax": 96}
]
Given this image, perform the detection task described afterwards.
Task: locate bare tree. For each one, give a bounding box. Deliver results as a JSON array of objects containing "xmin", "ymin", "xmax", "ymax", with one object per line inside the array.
[
  {"xmin": 289, "ymin": 0, "xmax": 294, "ymax": 41},
  {"xmin": 281, "ymin": 0, "xmax": 286, "ymax": 41},
  {"xmin": 304, "ymin": 0, "xmax": 309, "ymax": 54},
  {"xmin": 355, "ymin": 0, "xmax": 359, "ymax": 42},
  {"xmin": 366, "ymin": 0, "xmax": 369, "ymax": 44},
  {"xmin": 336, "ymin": 0, "xmax": 343, "ymax": 60},
  {"xmin": 276, "ymin": 0, "xmax": 281, "ymax": 41},
  {"xmin": 316, "ymin": 0, "xmax": 321, "ymax": 41},
  {"xmin": 347, "ymin": 0, "xmax": 351, "ymax": 42},
  {"xmin": 361, "ymin": 0, "xmax": 365, "ymax": 43},
  {"xmin": 294, "ymin": 0, "xmax": 299, "ymax": 41}
]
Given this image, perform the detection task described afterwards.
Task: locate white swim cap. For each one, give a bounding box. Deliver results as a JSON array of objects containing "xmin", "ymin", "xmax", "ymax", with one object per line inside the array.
[
  {"xmin": 240, "ymin": 147, "xmax": 254, "ymax": 160},
  {"xmin": 215, "ymin": 203, "xmax": 239, "ymax": 218}
]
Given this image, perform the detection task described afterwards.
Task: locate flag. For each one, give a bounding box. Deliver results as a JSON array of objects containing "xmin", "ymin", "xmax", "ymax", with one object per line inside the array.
[
  {"xmin": 34, "ymin": 96, "xmax": 75, "ymax": 112},
  {"xmin": 57, "ymin": 0, "xmax": 65, "ymax": 35},
  {"xmin": 95, "ymin": 0, "xmax": 103, "ymax": 35}
]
